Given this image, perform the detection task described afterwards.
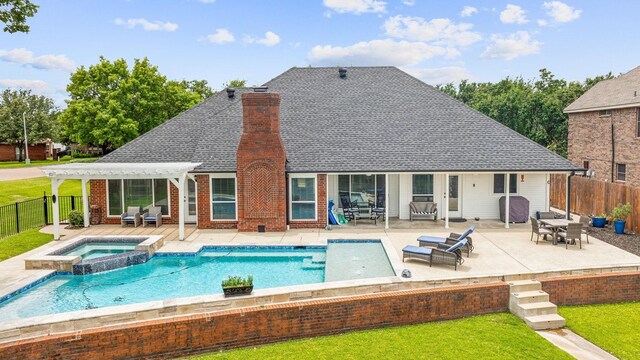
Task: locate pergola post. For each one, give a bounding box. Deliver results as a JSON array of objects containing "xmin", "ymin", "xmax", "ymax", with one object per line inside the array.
[
  {"xmin": 384, "ymin": 173, "xmax": 389, "ymax": 230},
  {"xmin": 51, "ymin": 178, "xmax": 65, "ymax": 240},
  {"xmin": 444, "ymin": 173, "xmax": 449, "ymax": 229},
  {"xmin": 505, "ymin": 173, "xmax": 510, "ymax": 229},
  {"xmin": 178, "ymin": 174, "xmax": 187, "ymax": 241},
  {"xmin": 81, "ymin": 178, "xmax": 89, "ymax": 228}
]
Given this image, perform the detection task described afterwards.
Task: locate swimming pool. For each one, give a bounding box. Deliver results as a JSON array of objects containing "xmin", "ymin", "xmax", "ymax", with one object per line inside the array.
[
  {"xmin": 0, "ymin": 241, "xmax": 394, "ymax": 321},
  {"xmin": 63, "ymin": 242, "xmax": 139, "ymax": 260}
]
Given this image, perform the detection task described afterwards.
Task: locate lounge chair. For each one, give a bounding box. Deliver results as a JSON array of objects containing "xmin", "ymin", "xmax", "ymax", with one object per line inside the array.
[
  {"xmin": 409, "ymin": 201, "xmax": 438, "ymax": 221},
  {"xmin": 142, "ymin": 206, "xmax": 163, "ymax": 228},
  {"xmin": 121, "ymin": 206, "xmax": 141, "ymax": 227},
  {"xmin": 402, "ymin": 238, "xmax": 467, "ymax": 270},
  {"xmin": 558, "ymin": 222, "xmax": 583, "ymax": 249},
  {"xmin": 578, "ymin": 216, "xmax": 590, "ymax": 244},
  {"xmin": 417, "ymin": 225, "xmax": 475, "ymax": 257},
  {"xmin": 530, "ymin": 216, "xmax": 552, "ymax": 244},
  {"xmin": 339, "ymin": 191, "xmax": 377, "ymax": 225}
]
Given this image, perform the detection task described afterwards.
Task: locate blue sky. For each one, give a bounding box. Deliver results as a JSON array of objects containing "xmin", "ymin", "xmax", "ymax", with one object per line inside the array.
[{"xmin": 1, "ymin": 0, "xmax": 638, "ymax": 106}]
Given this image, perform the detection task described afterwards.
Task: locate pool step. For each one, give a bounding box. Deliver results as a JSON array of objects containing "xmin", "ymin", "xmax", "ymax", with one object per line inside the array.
[
  {"xmin": 508, "ymin": 280, "xmax": 565, "ymax": 330},
  {"xmin": 302, "ymin": 258, "xmax": 326, "ymax": 270},
  {"xmin": 311, "ymin": 254, "xmax": 326, "ymax": 264}
]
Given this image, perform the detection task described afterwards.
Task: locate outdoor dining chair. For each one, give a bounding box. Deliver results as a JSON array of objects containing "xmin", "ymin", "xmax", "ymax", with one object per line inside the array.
[
  {"xmin": 530, "ymin": 216, "xmax": 553, "ymax": 244},
  {"xmin": 558, "ymin": 222, "xmax": 583, "ymax": 249}
]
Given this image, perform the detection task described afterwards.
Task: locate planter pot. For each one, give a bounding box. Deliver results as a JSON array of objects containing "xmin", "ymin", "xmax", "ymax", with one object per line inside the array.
[
  {"xmin": 613, "ymin": 220, "xmax": 626, "ymax": 234},
  {"xmin": 222, "ymin": 285, "xmax": 253, "ymax": 297},
  {"xmin": 592, "ymin": 217, "xmax": 607, "ymax": 228}
]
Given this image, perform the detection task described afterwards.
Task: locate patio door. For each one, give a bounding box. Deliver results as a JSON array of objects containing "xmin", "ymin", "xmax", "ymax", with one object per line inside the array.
[
  {"xmin": 184, "ymin": 178, "xmax": 197, "ymax": 223},
  {"xmin": 448, "ymin": 175, "xmax": 462, "ymax": 218}
]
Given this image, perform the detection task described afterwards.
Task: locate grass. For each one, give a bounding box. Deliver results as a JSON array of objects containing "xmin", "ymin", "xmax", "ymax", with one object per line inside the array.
[
  {"xmin": 0, "ymin": 228, "xmax": 53, "ymax": 261},
  {"xmin": 0, "ymin": 156, "xmax": 99, "ymax": 169},
  {"xmin": 0, "ymin": 177, "xmax": 83, "ymax": 206},
  {"xmin": 560, "ymin": 302, "xmax": 640, "ymax": 359},
  {"xmin": 191, "ymin": 313, "xmax": 572, "ymax": 360}
]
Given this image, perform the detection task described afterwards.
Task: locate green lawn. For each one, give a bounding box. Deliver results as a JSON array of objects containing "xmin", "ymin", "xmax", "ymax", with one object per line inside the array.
[
  {"xmin": 0, "ymin": 228, "xmax": 53, "ymax": 261},
  {"xmin": 0, "ymin": 156, "xmax": 99, "ymax": 169},
  {"xmin": 191, "ymin": 313, "xmax": 572, "ymax": 360},
  {"xmin": 0, "ymin": 177, "xmax": 83, "ymax": 206},
  {"xmin": 560, "ymin": 302, "xmax": 640, "ymax": 359}
]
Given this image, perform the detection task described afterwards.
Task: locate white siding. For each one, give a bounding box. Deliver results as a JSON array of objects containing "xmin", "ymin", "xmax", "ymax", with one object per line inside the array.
[
  {"xmin": 518, "ymin": 173, "xmax": 549, "ymax": 217},
  {"xmin": 398, "ymin": 174, "xmax": 412, "ymax": 219},
  {"xmin": 327, "ymin": 175, "xmax": 339, "ymax": 208},
  {"xmin": 388, "ymin": 174, "xmax": 399, "ymax": 217}
]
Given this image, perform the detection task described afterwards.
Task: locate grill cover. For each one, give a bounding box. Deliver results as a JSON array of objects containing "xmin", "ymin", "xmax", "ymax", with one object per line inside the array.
[{"xmin": 499, "ymin": 196, "xmax": 530, "ymax": 223}]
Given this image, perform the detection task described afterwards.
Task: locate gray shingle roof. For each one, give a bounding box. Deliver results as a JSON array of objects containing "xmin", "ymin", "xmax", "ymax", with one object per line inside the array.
[
  {"xmin": 100, "ymin": 66, "xmax": 580, "ymax": 173},
  {"xmin": 565, "ymin": 65, "xmax": 640, "ymax": 113}
]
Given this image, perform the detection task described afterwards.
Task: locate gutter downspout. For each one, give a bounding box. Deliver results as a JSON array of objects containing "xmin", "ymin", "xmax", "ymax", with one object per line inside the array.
[
  {"xmin": 611, "ymin": 122, "xmax": 615, "ymax": 182},
  {"xmin": 566, "ymin": 171, "xmax": 575, "ymax": 220}
]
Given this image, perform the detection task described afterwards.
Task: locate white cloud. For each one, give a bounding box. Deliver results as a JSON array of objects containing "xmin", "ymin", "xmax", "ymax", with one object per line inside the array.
[
  {"xmin": 323, "ymin": 0, "xmax": 386, "ymax": 14},
  {"xmin": 198, "ymin": 0, "xmax": 216, "ymax": 3},
  {"xmin": 0, "ymin": 79, "xmax": 49, "ymax": 93},
  {"xmin": 460, "ymin": 6, "xmax": 478, "ymax": 17},
  {"xmin": 0, "ymin": 48, "xmax": 75, "ymax": 72},
  {"xmin": 500, "ymin": 4, "xmax": 528, "ymax": 24},
  {"xmin": 402, "ymin": 66, "xmax": 473, "ymax": 85},
  {"xmin": 481, "ymin": 31, "xmax": 541, "ymax": 60},
  {"xmin": 537, "ymin": 19, "xmax": 548, "ymax": 26},
  {"xmin": 114, "ymin": 18, "xmax": 178, "ymax": 32},
  {"xmin": 383, "ymin": 15, "xmax": 481, "ymax": 47},
  {"xmin": 244, "ymin": 31, "xmax": 281, "ymax": 46},
  {"xmin": 403, "ymin": 0, "xmax": 416, "ymax": 6},
  {"xmin": 543, "ymin": 1, "xmax": 581, "ymax": 23},
  {"xmin": 206, "ymin": 28, "xmax": 235, "ymax": 44},
  {"xmin": 308, "ymin": 39, "xmax": 459, "ymax": 66}
]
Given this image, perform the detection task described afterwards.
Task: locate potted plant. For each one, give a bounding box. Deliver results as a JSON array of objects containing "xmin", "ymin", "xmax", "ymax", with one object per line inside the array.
[
  {"xmin": 610, "ymin": 203, "xmax": 632, "ymax": 234},
  {"xmin": 221, "ymin": 275, "xmax": 253, "ymax": 296},
  {"xmin": 591, "ymin": 213, "xmax": 607, "ymax": 228}
]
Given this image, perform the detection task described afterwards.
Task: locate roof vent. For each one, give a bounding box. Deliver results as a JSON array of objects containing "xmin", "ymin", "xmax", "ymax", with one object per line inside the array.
[
  {"xmin": 338, "ymin": 67, "xmax": 347, "ymax": 78},
  {"xmin": 253, "ymin": 86, "xmax": 268, "ymax": 92},
  {"xmin": 226, "ymin": 87, "xmax": 235, "ymax": 98}
]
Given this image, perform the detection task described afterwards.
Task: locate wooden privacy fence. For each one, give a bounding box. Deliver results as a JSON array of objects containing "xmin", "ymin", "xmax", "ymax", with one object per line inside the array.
[{"xmin": 550, "ymin": 174, "xmax": 640, "ymax": 232}]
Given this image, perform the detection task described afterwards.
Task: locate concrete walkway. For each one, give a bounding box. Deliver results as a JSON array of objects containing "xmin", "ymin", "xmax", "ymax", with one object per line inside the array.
[
  {"xmin": 538, "ymin": 329, "xmax": 618, "ymax": 360},
  {"xmin": 0, "ymin": 167, "xmax": 44, "ymax": 181}
]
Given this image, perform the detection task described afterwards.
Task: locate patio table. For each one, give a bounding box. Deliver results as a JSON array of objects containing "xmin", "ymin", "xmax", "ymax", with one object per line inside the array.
[{"xmin": 539, "ymin": 219, "xmax": 571, "ymax": 245}]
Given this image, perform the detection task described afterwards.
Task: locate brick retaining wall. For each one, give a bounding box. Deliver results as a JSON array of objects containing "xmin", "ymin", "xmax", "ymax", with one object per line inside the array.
[
  {"xmin": 541, "ymin": 271, "xmax": 640, "ymax": 306},
  {"xmin": 0, "ymin": 283, "xmax": 509, "ymax": 360}
]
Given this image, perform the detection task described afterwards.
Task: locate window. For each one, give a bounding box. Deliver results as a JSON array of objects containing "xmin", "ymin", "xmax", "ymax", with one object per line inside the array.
[
  {"xmin": 338, "ymin": 175, "xmax": 385, "ymax": 208},
  {"xmin": 617, "ymin": 164, "xmax": 626, "ymax": 182},
  {"xmin": 412, "ymin": 174, "xmax": 434, "ymax": 202},
  {"xmin": 211, "ymin": 177, "xmax": 236, "ymax": 220},
  {"xmin": 493, "ymin": 174, "xmax": 517, "ymax": 194},
  {"xmin": 291, "ymin": 176, "xmax": 316, "ymax": 220},
  {"xmin": 107, "ymin": 179, "xmax": 169, "ymax": 216},
  {"xmin": 599, "ymin": 110, "xmax": 612, "ymax": 117},
  {"xmin": 583, "ymin": 160, "xmax": 590, "ymax": 170}
]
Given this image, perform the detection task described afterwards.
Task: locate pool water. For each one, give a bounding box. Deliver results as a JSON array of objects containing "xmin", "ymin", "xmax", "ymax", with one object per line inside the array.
[
  {"xmin": 64, "ymin": 242, "xmax": 139, "ymax": 260},
  {"xmin": 0, "ymin": 242, "xmax": 395, "ymax": 321}
]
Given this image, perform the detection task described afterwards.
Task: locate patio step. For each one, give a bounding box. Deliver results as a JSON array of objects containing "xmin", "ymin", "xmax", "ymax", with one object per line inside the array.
[
  {"xmin": 507, "ymin": 279, "xmax": 542, "ymax": 293},
  {"xmin": 513, "ymin": 302, "xmax": 558, "ymax": 318},
  {"xmin": 525, "ymin": 314, "xmax": 566, "ymax": 330},
  {"xmin": 508, "ymin": 280, "xmax": 565, "ymax": 330},
  {"xmin": 302, "ymin": 258, "xmax": 325, "ymax": 270}
]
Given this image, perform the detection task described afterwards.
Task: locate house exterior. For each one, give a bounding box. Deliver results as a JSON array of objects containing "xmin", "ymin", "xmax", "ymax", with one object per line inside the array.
[
  {"xmin": 0, "ymin": 143, "xmax": 47, "ymax": 161},
  {"xmin": 44, "ymin": 67, "xmax": 580, "ymax": 238},
  {"xmin": 565, "ymin": 65, "xmax": 640, "ymax": 188}
]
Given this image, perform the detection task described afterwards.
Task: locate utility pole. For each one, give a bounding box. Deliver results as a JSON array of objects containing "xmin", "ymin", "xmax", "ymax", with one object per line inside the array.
[{"xmin": 23, "ymin": 112, "xmax": 30, "ymax": 165}]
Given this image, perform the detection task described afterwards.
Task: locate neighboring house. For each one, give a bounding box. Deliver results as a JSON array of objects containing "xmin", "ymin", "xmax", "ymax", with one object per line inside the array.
[
  {"xmin": 42, "ymin": 67, "xmax": 580, "ymax": 239},
  {"xmin": 0, "ymin": 143, "xmax": 47, "ymax": 161},
  {"xmin": 69, "ymin": 143, "xmax": 102, "ymax": 156},
  {"xmin": 565, "ymin": 65, "xmax": 640, "ymax": 188}
]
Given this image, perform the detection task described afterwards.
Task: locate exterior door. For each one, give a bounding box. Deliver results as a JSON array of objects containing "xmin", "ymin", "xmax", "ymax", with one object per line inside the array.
[
  {"xmin": 184, "ymin": 178, "xmax": 197, "ymax": 223},
  {"xmin": 448, "ymin": 175, "xmax": 462, "ymax": 218}
]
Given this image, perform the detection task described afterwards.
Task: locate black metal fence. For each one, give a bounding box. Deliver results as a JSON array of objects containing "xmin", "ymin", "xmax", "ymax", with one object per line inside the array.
[{"xmin": 0, "ymin": 195, "xmax": 83, "ymax": 239}]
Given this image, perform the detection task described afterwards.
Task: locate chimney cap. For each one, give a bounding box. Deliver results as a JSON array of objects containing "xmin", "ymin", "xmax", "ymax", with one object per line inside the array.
[
  {"xmin": 226, "ymin": 87, "xmax": 235, "ymax": 98},
  {"xmin": 338, "ymin": 67, "xmax": 347, "ymax": 78},
  {"xmin": 253, "ymin": 86, "xmax": 268, "ymax": 92}
]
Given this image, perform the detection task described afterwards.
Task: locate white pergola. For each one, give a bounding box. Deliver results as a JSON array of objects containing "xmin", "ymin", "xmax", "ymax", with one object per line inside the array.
[{"xmin": 40, "ymin": 162, "xmax": 201, "ymax": 241}]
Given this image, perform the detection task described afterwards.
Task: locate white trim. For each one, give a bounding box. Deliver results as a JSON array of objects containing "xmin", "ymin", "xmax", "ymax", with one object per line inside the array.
[
  {"xmin": 289, "ymin": 173, "xmax": 318, "ymax": 222},
  {"xmin": 210, "ymin": 174, "xmax": 238, "ymax": 222},
  {"xmin": 491, "ymin": 173, "xmax": 519, "ymax": 196},
  {"xmin": 106, "ymin": 179, "xmax": 172, "ymax": 218},
  {"xmin": 411, "ymin": 174, "xmax": 435, "ymax": 202},
  {"xmin": 565, "ymin": 103, "xmax": 640, "ymax": 114},
  {"xmin": 41, "ymin": 162, "xmax": 201, "ymax": 180}
]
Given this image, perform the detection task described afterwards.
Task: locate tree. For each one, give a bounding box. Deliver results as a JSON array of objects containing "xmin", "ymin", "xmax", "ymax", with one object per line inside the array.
[
  {"xmin": 0, "ymin": 0, "xmax": 39, "ymax": 33},
  {"xmin": 223, "ymin": 79, "xmax": 247, "ymax": 88},
  {"xmin": 60, "ymin": 56, "xmax": 212, "ymax": 153},
  {"xmin": 0, "ymin": 89, "xmax": 58, "ymax": 161}
]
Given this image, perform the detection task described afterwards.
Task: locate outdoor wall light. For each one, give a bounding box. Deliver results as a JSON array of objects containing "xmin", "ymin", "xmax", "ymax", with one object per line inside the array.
[{"xmin": 521, "ymin": 175, "xmax": 525, "ymax": 182}]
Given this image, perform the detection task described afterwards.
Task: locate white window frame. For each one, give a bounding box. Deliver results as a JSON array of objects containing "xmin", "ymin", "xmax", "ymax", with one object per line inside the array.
[
  {"xmin": 289, "ymin": 173, "xmax": 318, "ymax": 221},
  {"xmin": 412, "ymin": 174, "xmax": 434, "ymax": 202},
  {"xmin": 492, "ymin": 173, "xmax": 518, "ymax": 195},
  {"xmin": 210, "ymin": 173, "xmax": 238, "ymax": 221},
  {"xmin": 106, "ymin": 179, "xmax": 171, "ymax": 217},
  {"xmin": 338, "ymin": 174, "xmax": 385, "ymax": 208},
  {"xmin": 616, "ymin": 164, "xmax": 626, "ymax": 182},
  {"xmin": 599, "ymin": 110, "xmax": 612, "ymax": 117}
]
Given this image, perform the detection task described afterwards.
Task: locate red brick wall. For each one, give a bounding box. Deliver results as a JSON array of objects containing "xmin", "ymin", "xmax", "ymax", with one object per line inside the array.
[
  {"xmin": 236, "ymin": 92, "xmax": 287, "ymax": 232},
  {"xmin": 289, "ymin": 174, "xmax": 328, "ymax": 229},
  {"xmin": 196, "ymin": 174, "xmax": 237, "ymax": 229},
  {"xmin": 0, "ymin": 283, "xmax": 509, "ymax": 360},
  {"xmin": 89, "ymin": 179, "xmax": 179, "ymax": 225},
  {"xmin": 542, "ymin": 271, "xmax": 640, "ymax": 306},
  {"xmin": 0, "ymin": 143, "xmax": 46, "ymax": 161}
]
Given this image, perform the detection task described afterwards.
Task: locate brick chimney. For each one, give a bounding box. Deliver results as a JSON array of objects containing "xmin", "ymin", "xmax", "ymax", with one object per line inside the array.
[{"xmin": 236, "ymin": 92, "xmax": 287, "ymax": 232}]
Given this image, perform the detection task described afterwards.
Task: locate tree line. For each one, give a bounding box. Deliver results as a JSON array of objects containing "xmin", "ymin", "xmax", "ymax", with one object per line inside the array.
[{"xmin": 437, "ymin": 69, "xmax": 615, "ymax": 157}]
